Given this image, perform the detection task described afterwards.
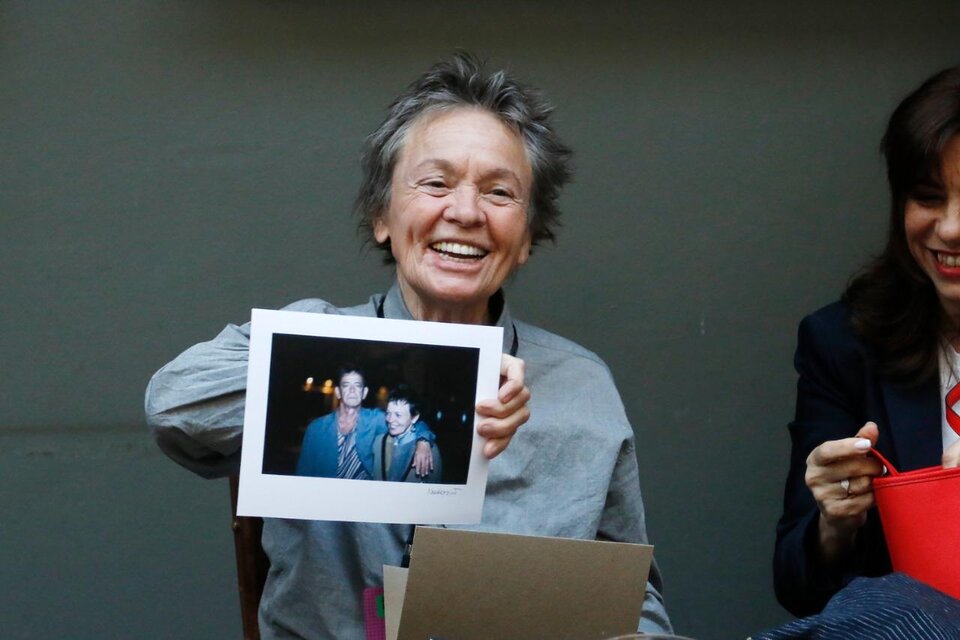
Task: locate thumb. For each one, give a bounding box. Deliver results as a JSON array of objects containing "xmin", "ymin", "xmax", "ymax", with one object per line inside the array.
[{"xmin": 855, "ymin": 421, "xmax": 879, "ymax": 446}]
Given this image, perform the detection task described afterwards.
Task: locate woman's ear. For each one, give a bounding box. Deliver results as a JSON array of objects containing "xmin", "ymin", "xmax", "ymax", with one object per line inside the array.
[
  {"xmin": 517, "ymin": 229, "xmax": 532, "ymax": 266},
  {"xmin": 373, "ymin": 216, "xmax": 389, "ymax": 244}
]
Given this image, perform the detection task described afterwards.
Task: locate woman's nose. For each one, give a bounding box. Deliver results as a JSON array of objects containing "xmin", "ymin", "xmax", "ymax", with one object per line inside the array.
[
  {"xmin": 939, "ymin": 201, "xmax": 960, "ymax": 241},
  {"xmin": 443, "ymin": 185, "xmax": 484, "ymax": 226}
]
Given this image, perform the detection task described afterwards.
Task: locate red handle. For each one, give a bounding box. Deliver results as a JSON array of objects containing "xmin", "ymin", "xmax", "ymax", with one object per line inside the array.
[{"xmin": 869, "ymin": 447, "xmax": 899, "ymax": 476}]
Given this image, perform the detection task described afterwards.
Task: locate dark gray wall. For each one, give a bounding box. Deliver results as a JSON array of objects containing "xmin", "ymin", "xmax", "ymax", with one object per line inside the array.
[{"xmin": 3, "ymin": 2, "xmax": 958, "ymax": 638}]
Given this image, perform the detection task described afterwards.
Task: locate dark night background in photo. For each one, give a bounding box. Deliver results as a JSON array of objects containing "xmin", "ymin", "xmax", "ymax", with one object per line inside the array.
[{"xmin": 261, "ymin": 332, "xmax": 479, "ymax": 484}]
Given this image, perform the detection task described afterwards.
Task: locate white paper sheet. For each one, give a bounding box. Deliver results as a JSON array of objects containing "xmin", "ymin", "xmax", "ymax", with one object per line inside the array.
[{"xmin": 238, "ymin": 308, "xmax": 502, "ymax": 524}]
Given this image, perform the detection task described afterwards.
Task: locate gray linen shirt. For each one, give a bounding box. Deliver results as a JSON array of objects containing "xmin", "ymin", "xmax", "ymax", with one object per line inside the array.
[{"xmin": 145, "ymin": 283, "xmax": 672, "ymax": 638}]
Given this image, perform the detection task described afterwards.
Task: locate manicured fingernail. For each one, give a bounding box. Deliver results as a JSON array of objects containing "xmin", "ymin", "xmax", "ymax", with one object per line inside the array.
[{"xmin": 854, "ymin": 439, "xmax": 872, "ymax": 450}]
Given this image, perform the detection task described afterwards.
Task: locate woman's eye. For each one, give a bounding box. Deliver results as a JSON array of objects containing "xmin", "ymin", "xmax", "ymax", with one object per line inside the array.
[
  {"xmin": 419, "ymin": 180, "xmax": 449, "ymax": 195},
  {"xmin": 485, "ymin": 188, "xmax": 515, "ymax": 204},
  {"xmin": 911, "ymin": 190, "xmax": 945, "ymax": 206}
]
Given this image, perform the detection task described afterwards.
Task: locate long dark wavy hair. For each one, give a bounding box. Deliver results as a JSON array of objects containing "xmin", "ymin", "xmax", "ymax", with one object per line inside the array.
[{"xmin": 844, "ymin": 65, "xmax": 960, "ymax": 384}]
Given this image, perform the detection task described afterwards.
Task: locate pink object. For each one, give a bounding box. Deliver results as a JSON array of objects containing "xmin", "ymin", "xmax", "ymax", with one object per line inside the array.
[
  {"xmin": 871, "ymin": 448, "xmax": 960, "ymax": 599},
  {"xmin": 362, "ymin": 587, "xmax": 386, "ymax": 640}
]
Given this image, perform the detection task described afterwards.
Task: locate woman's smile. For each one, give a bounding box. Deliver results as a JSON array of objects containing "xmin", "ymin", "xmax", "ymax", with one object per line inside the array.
[
  {"xmin": 430, "ymin": 241, "xmax": 489, "ymax": 259},
  {"xmin": 934, "ymin": 250, "xmax": 960, "ymax": 271}
]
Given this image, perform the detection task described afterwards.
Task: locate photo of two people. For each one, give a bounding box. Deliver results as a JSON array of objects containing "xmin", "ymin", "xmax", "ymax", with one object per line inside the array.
[{"xmin": 260, "ymin": 332, "xmax": 476, "ymax": 486}]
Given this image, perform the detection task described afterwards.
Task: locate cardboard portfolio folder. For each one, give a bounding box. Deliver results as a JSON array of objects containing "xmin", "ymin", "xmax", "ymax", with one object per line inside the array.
[{"xmin": 385, "ymin": 527, "xmax": 654, "ymax": 640}]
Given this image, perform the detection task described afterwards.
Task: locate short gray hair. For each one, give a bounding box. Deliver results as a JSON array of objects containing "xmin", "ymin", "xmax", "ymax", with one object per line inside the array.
[{"xmin": 355, "ymin": 52, "xmax": 573, "ymax": 262}]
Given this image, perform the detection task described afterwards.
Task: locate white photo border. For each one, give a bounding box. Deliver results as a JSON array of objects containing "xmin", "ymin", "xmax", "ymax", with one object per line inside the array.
[{"xmin": 238, "ymin": 308, "xmax": 503, "ymax": 524}]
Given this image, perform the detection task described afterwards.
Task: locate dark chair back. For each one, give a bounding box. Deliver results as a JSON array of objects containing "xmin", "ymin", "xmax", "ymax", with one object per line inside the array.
[{"xmin": 229, "ymin": 475, "xmax": 270, "ymax": 640}]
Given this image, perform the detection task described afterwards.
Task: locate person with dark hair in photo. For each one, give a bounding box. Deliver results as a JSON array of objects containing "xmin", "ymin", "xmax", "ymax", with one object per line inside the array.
[
  {"xmin": 145, "ymin": 52, "xmax": 671, "ymax": 637},
  {"xmin": 775, "ymin": 65, "xmax": 960, "ymax": 617},
  {"xmin": 371, "ymin": 384, "xmax": 442, "ymax": 483},
  {"xmin": 295, "ymin": 366, "xmax": 436, "ymax": 480}
]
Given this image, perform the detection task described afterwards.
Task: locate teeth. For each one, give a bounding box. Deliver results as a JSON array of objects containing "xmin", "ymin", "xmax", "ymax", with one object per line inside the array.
[
  {"xmin": 431, "ymin": 241, "xmax": 487, "ymax": 258},
  {"xmin": 938, "ymin": 252, "xmax": 960, "ymax": 267}
]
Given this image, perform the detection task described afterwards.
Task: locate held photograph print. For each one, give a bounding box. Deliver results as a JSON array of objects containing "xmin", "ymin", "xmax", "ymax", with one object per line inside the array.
[{"xmin": 237, "ymin": 309, "xmax": 503, "ymax": 524}]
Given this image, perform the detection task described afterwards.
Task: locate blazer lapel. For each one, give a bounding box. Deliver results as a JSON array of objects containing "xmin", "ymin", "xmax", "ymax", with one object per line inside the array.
[{"xmin": 882, "ymin": 377, "xmax": 942, "ymax": 471}]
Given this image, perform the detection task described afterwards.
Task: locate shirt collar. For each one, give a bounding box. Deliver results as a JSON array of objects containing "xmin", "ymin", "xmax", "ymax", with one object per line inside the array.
[
  {"xmin": 393, "ymin": 428, "xmax": 417, "ymax": 446},
  {"xmin": 381, "ymin": 281, "xmax": 516, "ymax": 354}
]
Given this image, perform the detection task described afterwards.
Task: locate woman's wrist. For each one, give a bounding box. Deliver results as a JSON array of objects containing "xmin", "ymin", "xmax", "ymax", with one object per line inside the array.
[{"xmin": 816, "ymin": 513, "xmax": 862, "ymax": 564}]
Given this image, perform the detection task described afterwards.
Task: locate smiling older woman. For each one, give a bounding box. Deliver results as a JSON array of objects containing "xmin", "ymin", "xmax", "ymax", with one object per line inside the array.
[{"xmin": 145, "ymin": 53, "xmax": 671, "ymax": 638}]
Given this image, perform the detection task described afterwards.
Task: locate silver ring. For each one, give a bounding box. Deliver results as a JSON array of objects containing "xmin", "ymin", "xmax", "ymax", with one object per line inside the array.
[{"xmin": 840, "ymin": 478, "xmax": 851, "ymax": 496}]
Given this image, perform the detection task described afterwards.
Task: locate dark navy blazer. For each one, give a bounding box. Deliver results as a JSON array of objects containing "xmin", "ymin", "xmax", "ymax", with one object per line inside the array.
[{"xmin": 774, "ymin": 301, "xmax": 943, "ymax": 617}]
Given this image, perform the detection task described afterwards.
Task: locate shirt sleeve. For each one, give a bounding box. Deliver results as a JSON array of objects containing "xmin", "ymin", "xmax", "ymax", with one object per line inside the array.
[
  {"xmin": 773, "ymin": 308, "xmax": 889, "ymax": 616},
  {"xmin": 144, "ymin": 298, "xmax": 347, "ymax": 478},
  {"xmin": 598, "ymin": 436, "xmax": 673, "ymax": 635},
  {"xmin": 296, "ymin": 417, "xmax": 334, "ymax": 478},
  {"xmin": 144, "ymin": 321, "xmax": 252, "ymax": 478},
  {"xmin": 412, "ymin": 420, "xmax": 436, "ymax": 443}
]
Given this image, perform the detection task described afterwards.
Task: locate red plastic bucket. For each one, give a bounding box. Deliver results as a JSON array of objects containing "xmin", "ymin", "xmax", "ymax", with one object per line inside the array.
[{"xmin": 871, "ymin": 448, "xmax": 960, "ymax": 600}]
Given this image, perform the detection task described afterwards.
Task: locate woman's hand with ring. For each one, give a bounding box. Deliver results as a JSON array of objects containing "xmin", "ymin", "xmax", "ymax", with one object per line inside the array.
[
  {"xmin": 839, "ymin": 478, "xmax": 851, "ymax": 496},
  {"xmin": 804, "ymin": 422, "xmax": 883, "ymax": 561}
]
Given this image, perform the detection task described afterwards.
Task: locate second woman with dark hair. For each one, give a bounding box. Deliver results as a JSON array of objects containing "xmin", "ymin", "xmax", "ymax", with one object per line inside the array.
[{"xmin": 775, "ymin": 65, "xmax": 960, "ymax": 617}]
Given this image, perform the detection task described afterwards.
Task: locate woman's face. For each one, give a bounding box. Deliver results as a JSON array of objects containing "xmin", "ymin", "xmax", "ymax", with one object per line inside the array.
[
  {"xmin": 385, "ymin": 400, "xmax": 418, "ymax": 437},
  {"xmin": 905, "ymin": 135, "xmax": 960, "ymax": 320},
  {"xmin": 374, "ymin": 107, "xmax": 533, "ymax": 324}
]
